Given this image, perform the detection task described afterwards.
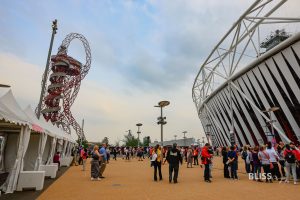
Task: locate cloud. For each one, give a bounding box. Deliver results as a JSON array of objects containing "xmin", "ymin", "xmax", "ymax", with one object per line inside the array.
[{"xmin": 2, "ymin": 0, "xmax": 299, "ymax": 144}]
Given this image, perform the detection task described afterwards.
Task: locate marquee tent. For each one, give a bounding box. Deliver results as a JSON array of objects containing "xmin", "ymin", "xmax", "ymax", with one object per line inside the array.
[{"xmin": 0, "ymin": 90, "xmax": 76, "ymax": 193}]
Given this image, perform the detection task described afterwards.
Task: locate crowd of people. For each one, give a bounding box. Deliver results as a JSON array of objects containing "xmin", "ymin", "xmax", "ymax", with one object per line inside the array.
[
  {"xmin": 70, "ymin": 140, "xmax": 299, "ymax": 185},
  {"xmin": 221, "ymin": 141, "xmax": 300, "ymax": 185}
]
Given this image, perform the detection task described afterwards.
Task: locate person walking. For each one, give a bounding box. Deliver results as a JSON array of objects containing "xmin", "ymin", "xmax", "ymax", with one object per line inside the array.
[
  {"xmin": 201, "ymin": 143, "xmax": 212, "ymax": 183},
  {"xmin": 99, "ymin": 143, "xmax": 107, "ymax": 178},
  {"xmin": 166, "ymin": 143, "xmax": 183, "ymax": 183},
  {"xmin": 91, "ymin": 145, "xmax": 101, "ymax": 181},
  {"xmin": 152, "ymin": 144, "xmax": 163, "ymax": 181},
  {"xmin": 112, "ymin": 147, "xmax": 117, "ymax": 160}
]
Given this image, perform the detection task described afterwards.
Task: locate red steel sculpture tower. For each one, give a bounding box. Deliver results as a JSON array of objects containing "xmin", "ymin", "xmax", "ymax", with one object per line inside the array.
[{"xmin": 36, "ymin": 20, "xmax": 91, "ymax": 140}]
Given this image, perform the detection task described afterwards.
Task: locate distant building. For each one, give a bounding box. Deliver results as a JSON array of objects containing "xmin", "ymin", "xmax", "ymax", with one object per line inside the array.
[{"xmin": 149, "ymin": 138, "xmax": 197, "ymax": 147}]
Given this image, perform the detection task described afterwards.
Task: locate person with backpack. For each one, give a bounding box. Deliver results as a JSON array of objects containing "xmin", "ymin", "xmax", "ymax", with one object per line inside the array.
[
  {"xmin": 166, "ymin": 143, "xmax": 183, "ymax": 183},
  {"xmin": 284, "ymin": 143, "xmax": 298, "ymax": 184},
  {"xmin": 241, "ymin": 146, "xmax": 250, "ymax": 173}
]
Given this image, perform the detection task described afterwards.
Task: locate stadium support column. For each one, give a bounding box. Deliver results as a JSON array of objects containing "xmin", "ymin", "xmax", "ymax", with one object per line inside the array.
[{"xmin": 229, "ymin": 81, "xmax": 235, "ymax": 146}]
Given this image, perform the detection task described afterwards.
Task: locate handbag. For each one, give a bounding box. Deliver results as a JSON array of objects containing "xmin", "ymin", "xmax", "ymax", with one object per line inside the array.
[{"xmin": 262, "ymin": 151, "xmax": 273, "ymax": 169}]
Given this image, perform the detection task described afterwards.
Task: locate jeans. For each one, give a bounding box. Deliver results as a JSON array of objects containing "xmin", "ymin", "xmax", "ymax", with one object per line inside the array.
[
  {"xmin": 169, "ymin": 164, "xmax": 179, "ymax": 182},
  {"xmin": 245, "ymin": 160, "xmax": 251, "ymax": 173},
  {"xmin": 285, "ymin": 162, "xmax": 297, "ymax": 182},
  {"xmin": 224, "ymin": 163, "xmax": 230, "ymax": 178},
  {"xmin": 230, "ymin": 162, "xmax": 238, "ymax": 179},
  {"xmin": 204, "ymin": 164, "xmax": 210, "ymax": 181},
  {"xmin": 262, "ymin": 164, "xmax": 272, "ymax": 181},
  {"xmin": 193, "ymin": 156, "xmax": 199, "ymax": 165},
  {"xmin": 253, "ymin": 164, "xmax": 261, "ymax": 180},
  {"xmin": 153, "ymin": 161, "xmax": 162, "ymax": 181}
]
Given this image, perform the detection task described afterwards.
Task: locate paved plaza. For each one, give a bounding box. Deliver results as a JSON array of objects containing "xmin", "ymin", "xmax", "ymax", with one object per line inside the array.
[{"xmin": 37, "ymin": 157, "xmax": 298, "ymax": 200}]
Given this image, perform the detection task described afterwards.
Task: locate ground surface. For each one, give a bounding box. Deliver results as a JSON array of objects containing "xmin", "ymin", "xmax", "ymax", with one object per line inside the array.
[
  {"xmin": 1, "ymin": 166, "xmax": 69, "ymax": 200},
  {"xmin": 37, "ymin": 156, "xmax": 299, "ymax": 200}
]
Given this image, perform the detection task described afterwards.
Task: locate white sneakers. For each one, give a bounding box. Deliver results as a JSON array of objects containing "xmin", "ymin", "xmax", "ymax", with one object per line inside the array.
[{"xmin": 91, "ymin": 177, "xmax": 102, "ymax": 181}]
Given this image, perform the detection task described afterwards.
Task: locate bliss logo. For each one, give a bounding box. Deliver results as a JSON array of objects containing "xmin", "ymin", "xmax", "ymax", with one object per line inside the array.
[{"xmin": 248, "ymin": 173, "xmax": 272, "ymax": 180}]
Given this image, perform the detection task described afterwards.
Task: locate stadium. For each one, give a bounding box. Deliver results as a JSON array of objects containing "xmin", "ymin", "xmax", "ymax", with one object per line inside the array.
[{"xmin": 192, "ymin": 0, "xmax": 300, "ymax": 147}]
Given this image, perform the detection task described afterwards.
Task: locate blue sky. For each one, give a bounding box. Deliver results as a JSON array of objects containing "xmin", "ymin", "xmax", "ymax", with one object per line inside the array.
[{"xmin": 1, "ymin": 0, "xmax": 299, "ymax": 143}]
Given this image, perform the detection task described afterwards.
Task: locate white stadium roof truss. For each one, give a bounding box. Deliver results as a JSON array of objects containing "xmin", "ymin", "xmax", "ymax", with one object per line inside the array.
[{"xmin": 192, "ymin": 0, "xmax": 300, "ymax": 145}]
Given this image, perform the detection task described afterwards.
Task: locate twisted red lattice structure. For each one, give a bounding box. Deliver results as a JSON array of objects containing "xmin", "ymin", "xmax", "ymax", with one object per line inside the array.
[{"xmin": 40, "ymin": 33, "xmax": 91, "ymax": 139}]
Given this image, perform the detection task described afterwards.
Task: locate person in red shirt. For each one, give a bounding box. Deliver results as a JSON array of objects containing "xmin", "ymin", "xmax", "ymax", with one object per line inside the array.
[
  {"xmin": 201, "ymin": 143, "xmax": 212, "ymax": 183},
  {"xmin": 193, "ymin": 147, "xmax": 199, "ymax": 165},
  {"xmin": 82, "ymin": 148, "xmax": 88, "ymax": 171},
  {"xmin": 53, "ymin": 152, "xmax": 60, "ymax": 167}
]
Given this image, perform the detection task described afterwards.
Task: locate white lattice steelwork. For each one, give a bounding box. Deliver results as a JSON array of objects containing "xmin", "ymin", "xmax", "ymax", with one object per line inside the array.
[{"xmin": 192, "ymin": 0, "xmax": 300, "ymax": 146}]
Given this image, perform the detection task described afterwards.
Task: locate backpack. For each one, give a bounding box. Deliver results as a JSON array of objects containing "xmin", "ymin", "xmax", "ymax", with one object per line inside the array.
[
  {"xmin": 242, "ymin": 151, "xmax": 248, "ymax": 160},
  {"xmin": 285, "ymin": 151, "xmax": 296, "ymax": 163}
]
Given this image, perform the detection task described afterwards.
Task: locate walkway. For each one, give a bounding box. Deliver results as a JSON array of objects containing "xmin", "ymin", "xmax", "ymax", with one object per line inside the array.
[{"xmin": 38, "ymin": 157, "xmax": 299, "ymax": 200}]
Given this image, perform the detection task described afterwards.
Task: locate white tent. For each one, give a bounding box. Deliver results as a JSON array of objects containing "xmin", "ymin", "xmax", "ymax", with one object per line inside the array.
[
  {"xmin": 0, "ymin": 90, "xmax": 76, "ymax": 193},
  {"xmin": 0, "ymin": 90, "xmax": 33, "ymax": 193}
]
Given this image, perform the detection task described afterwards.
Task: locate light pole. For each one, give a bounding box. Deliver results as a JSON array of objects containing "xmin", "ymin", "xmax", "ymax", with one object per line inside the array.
[
  {"xmin": 155, "ymin": 101, "xmax": 170, "ymax": 148},
  {"xmin": 183, "ymin": 131, "xmax": 187, "ymax": 146},
  {"xmin": 263, "ymin": 107, "xmax": 280, "ymax": 143},
  {"xmin": 136, "ymin": 123, "xmax": 143, "ymax": 147},
  {"xmin": 174, "ymin": 134, "xmax": 177, "ymax": 141},
  {"xmin": 36, "ymin": 19, "xmax": 58, "ymax": 119}
]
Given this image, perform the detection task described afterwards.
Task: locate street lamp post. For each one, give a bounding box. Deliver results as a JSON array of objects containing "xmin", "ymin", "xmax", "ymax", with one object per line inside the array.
[
  {"xmin": 154, "ymin": 101, "xmax": 170, "ymax": 148},
  {"xmin": 136, "ymin": 123, "xmax": 143, "ymax": 147},
  {"xmin": 263, "ymin": 107, "xmax": 280, "ymax": 143},
  {"xmin": 183, "ymin": 131, "xmax": 187, "ymax": 146},
  {"xmin": 174, "ymin": 135, "xmax": 177, "ymax": 141}
]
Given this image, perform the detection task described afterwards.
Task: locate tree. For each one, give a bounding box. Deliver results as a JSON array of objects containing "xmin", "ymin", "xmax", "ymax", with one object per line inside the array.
[
  {"xmin": 122, "ymin": 131, "xmax": 139, "ymax": 147},
  {"xmin": 101, "ymin": 137, "xmax": 109, "ymax": 145},
  {"xmin": 76, "ymin": 139, "xmax": 88, "ymax": 148},
  {"xmin": 143, "ymin": 136, "xmax": 151, "ymax": 146}
]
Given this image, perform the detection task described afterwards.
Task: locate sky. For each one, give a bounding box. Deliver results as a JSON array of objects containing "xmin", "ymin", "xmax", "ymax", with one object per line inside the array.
[{"xmin": 0, "ymin": 0, "xmax": 299, "ymax": 145}]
